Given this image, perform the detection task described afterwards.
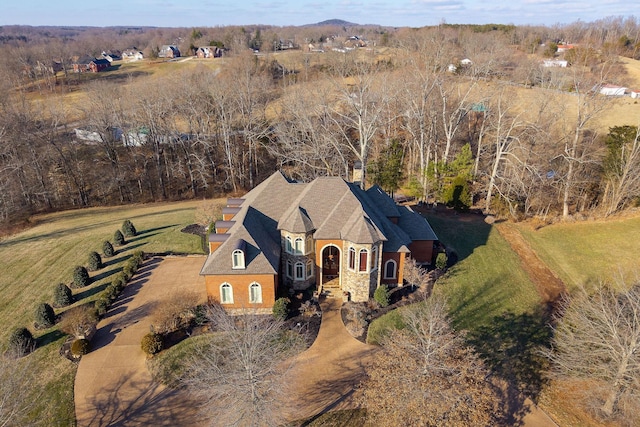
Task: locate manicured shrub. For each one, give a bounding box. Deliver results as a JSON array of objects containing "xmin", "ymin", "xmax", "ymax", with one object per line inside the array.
[
  {"xmin": 122, "ymin": 219, "xmax": 137, "ymax": 237},
  {"xmin": 53, "ymin": 283, "xmax": 74, "ymax": 307},
  {"xmin": 436, "ymin": 252, "xmax": 448, "ymax": 270},
  {"xmin": 131, "ymin": 250, "xmax": 144, "ymax": 266},
  {"xmin": 8, "ymin": 327, "xmax": 35, "ymax": 356},
  {"xmin": 272, "ymin": 297, "xmax": 290, "ymax": 320},
  {"xmin": 88, "ymin": 251, "xmax": 103, "ymax": 271},
  {"xmin": 374, "ymin": 285, "xmax": 390, "ymax": 308},
  {"xmin": 94, "ymin": 297, "xmax": 109, "ymax": 317},
  {"xmin": 114, "ymin": 230, "xmax": 125, "ymax": 246},
  {"xmin": 73, "ymin": 265, "xmax": 90, "ymax": 288},
  {"xmin": 70, "ymin": 338, "xmax": 90, "ymax": 357},
  {"xmin": 35, "ymin": 302, "xmax": 56, "ymax": 329},
  {"xmin": 102, "ymin": 240, "xmax": 115, "ymax": 257},
  {"xmin": 112, "ymin": 273, "xmax": 126, "ymax": 289},
  {"xmin": 104, "ymin": 284, "xmax": 119, "ymax": 302},
  {"xmin": 141, "ymin": 332, "xmax": 163, "ymax": 356}
]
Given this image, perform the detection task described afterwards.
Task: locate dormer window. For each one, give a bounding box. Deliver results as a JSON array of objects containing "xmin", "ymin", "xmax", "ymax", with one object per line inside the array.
[
  {"xmin": 294, "ymin": 237, "xmax": 304, "ymax": 255},
  {"xmin": 286, "ymin": 236, "xmax": 293, "ymax": 253},
  {"xmin": 232, "ymin": 239, "xmax": 246, "ymax": 269}
]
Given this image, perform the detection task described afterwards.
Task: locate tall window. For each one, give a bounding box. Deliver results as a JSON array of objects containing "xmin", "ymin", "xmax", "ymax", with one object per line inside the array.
[
  {"xmin": 232, "ymin": 249, "xmax": 245, "ymax": 269},
  {"xmin": 359, "ymin": 249, "xmax": 368, "ymax": 272},
  {"xmin": 348, "ymin": 247, "xmax": 356, "ymax": 270},
  {"xmin": 306, "ymin": 260, "xmax": 314, "ymax": 278},
  {"xmin": 306, "ymin": 235, "xmax": 313, "ymax": 254},
  {"xmin": 384, "ymin": 260, "xmax": 397, "ymax": 279},
  {"xmin": 220, "ymin": 283, "xmax": 233, "ymax": 304},
  {"xmin": 294, "ymin": 237, "xmax": 304, "ymax": 255},
  {"xmin": 295, "ymin": 262, "xmax": 305, "ymax": 280},
  {"xmin": 371, "ymin": 246, "xmax": 378, "ymax": 271},
  {"xmin": 249, "ymin": 282, "xmax": 262, "ymax": 304},
  {"xmin": 285, "ymin": 236, "xmax": 293, "ymax": 253},
  {"xmin": 286, "ymin": 260, "xmax": 293, "ymax": 278}
]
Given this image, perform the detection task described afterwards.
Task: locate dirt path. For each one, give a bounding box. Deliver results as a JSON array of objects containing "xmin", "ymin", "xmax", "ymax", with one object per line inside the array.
[
  {"xmin": 497, "ymin": 222, "xmax": 567, "ymax": 303},
  {"xmin": 283, "ymin": 297, "xmax": 379, "ymax": 423},
  {"xmin": 74, "ymin": 256, "xmax": 207, "ymax": 427}
]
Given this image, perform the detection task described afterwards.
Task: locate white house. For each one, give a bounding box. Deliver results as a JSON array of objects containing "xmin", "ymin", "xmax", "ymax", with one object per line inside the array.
[
  {"xmin": 631, "ymin": 90, "xmax": 640, "ymax": 99},
  {"xmin": 599, "ymin": 84, "xmax": 627, "ymax": 96},
  {"xmin": 543, "ymin": 59, "xmax": 568, "ymax": 68}
]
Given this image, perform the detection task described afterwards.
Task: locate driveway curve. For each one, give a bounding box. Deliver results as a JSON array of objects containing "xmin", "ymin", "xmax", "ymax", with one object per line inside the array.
[{"xmin": 74, "ymin": 256, "xmax": 207, "ymax": 427}]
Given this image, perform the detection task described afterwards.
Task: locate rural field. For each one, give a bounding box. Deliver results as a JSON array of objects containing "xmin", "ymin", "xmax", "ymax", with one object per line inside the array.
[{"xmin": 0, "ymin": 200, "xmax": 205, "ymax": 424}]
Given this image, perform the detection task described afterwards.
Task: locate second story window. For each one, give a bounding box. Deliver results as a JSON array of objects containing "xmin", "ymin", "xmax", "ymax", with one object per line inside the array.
[
  {"xmin": 294, "ymin": 237, "xmax": 304, "ymax": 255},
  {"xmin": 232, "ymin": 249, "xmax": 245, "ymax": 269}
]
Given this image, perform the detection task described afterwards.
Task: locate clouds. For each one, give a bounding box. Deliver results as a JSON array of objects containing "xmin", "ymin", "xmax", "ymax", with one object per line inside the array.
[{"xmin": 0, "ymin": 0, "xmax": 637, "ymax": 27}]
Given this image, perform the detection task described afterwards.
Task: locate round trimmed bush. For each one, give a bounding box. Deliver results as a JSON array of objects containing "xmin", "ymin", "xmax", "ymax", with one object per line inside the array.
[
  {"xmin": 70, "ymin": 338, "xmax": 90, "ymax": 357},
  {"xmin": 73, "ymin": 266, "xmax": 91, "ymax": 288},
  {"xmin": 272, "ymin": 297, "xmax": 290, "ymax": 320},
  {"xmin": 374, "ymin": 285, "xmax": 390, "ymax": 308},
  {"xmin": 104, "ymin": 284, "xmax": 119, "ymax": 302},
  {"xmin": 8, "ymin": 327, "xmax": 35, "ymax": 356},
  {"xmin": 102, "ymin": 240, "xmax": 115, "ymax": 257},
  {"xmin": 53, "ymin": 283, "xmax": 74, "ymax": 307},
  {"xmin": 435, "ymin": 252, "xmax": 448, "ymax": 270},
  {"xmin": 141, "ymin": 332, "xmax": 163, "ymax": 355},
  {"xmin": 94, "ymin": 297, "xmax": 109, "ymax": 317},
  {"xmin": 114, "ymin": 230, "xmax": 125, "ymax": 246},
  {"xmin": 88, "ymin": 251, "xmax": 103, "ymax": 271},
  {"xmin": 122, "ymin": 219, "xmax": 137, "ymax": 237},
  {"xmin": 35, "ymin": 302, "xmax": 56, "ymax": 329},
  {"xmin": 112, "ymin": 273, "xmax": 126, "ymax": 289}
]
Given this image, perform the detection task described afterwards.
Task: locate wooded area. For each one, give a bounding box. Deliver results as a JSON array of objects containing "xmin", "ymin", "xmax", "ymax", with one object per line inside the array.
[{"xmin": 2, "ymin": 17, "xmax": 640, "ymax": 226}]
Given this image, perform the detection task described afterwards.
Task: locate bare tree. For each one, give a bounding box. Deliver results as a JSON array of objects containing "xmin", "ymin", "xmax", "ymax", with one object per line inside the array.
[
  {"xmin": 182, "ymin": 305, "xmax": 305, "ymax": 427},
  {"xmin": 361, "ymin": 296, "xmax": 499, "ymax": 426},
  {"xmin": 545, "ymin": 281, "xmax": 640, "ymax": 419},
  {"xmin": 0, "ymin": 353, "xmax": 37, "ymax": 427},
  {"xmin": 601, "ymin": 125, "xmax": 640, "ymax": 216}
]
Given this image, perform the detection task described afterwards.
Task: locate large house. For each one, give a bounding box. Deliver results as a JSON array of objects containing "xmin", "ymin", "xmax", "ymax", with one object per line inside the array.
[{"xmin": 200, "ymin": 171, "xmax": 438, "ymax": 312}]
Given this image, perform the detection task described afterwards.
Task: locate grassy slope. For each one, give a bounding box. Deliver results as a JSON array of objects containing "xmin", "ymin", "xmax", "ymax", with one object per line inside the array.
[
  {"xmin": 515, "ymin": 214, "xmax": 640, "ymax": 290},
  {"xmin": 0, "ymin": 200, "xmax": 204, "ymax": 425}
]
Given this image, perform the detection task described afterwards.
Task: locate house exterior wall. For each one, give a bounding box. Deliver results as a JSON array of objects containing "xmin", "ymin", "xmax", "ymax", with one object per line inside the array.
[
  {"xmin": 205, "ymin": 273, "xmax": 277, "ymax": 312},
  {"xmin": 381, "ymin": 252, "xmax": 403, "ymax": 286},
  {"xmin": 408, "ymin": 240, "xmax": 434, "ymax": 265},
  {"xmin": 341, "ymin": 241, "xmax": 375, "ymax": 302},
  {"xmin": 280, "ymin": 231, "xmax": 315, "ymax": 290}
]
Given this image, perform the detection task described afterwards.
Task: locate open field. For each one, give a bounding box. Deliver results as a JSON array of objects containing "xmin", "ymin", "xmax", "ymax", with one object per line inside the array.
[
  {"xmin": 0, "ymin": 200, "xmax": 205, "ymax": 424},
  {"xmin": 514, "ymin": 212, "xmax": 640, "ymax": 289}
]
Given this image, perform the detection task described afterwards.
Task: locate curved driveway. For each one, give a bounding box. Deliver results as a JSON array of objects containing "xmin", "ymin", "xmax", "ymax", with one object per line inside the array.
[{"xmin": 74, "ymin": 256, "xmax": 207, "ymax": 427}]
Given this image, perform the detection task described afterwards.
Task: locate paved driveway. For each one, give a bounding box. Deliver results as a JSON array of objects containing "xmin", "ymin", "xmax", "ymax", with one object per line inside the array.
[{"xmin": 74, "ymin": 256, "xmax": 207, "ymax": 427}]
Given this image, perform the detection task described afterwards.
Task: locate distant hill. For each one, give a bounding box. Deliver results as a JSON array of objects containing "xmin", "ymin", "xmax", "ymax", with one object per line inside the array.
[{"xmin": 306, "ymin": 19, "xmax": 359, "ymax": 27}]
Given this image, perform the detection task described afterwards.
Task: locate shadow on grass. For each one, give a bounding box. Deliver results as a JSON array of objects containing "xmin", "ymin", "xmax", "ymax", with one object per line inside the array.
[
  {"xmin": 114, "ymin": 242, "xmax": 147, "ymax": 254},
  {"xmin": 103, "ymin": 254, "xmax": 132, "ymax": 267},
  {"xmin": 74, "ymin": 281, "xmax": 112, "ymax": 301},
  {"xmin": 466, "ymin": 306, "xmax": 553, "ymax": 423},
  {"xmin": 136, "ymin": 225, "xmax": 177, "ymax": 236},
  {"xmin": 37, "ymin": 328, "xmax": 67, "ymax": 347},
  {"xmin": 91, "ymin": 266, "xmax": 124, "ymax": 283}
]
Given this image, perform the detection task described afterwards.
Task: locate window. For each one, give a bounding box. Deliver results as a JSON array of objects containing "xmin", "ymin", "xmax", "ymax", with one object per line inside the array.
[
  {"xmin": 306, "ymin": 235, "xmax": 313, "ymax": 254},
  {"xmin": 249, "ymin": 282, "xmax": 262, "ymax": 304},
  {"xmin": 286, "ymin": 260, "xmax": 293, "ymax": 278},
  {"xmin": 359, "ymin": 249, "xmax": 368, "ymax": 272},
  {"xmin": 285, "ymin": 236, "xmax": 293, "ymax": 253},
  {"xmin": 371, "ymin": 246, "xmax": 378, "ymax": 271},
  {"xmin": 306, "ymin": 260, "xmax": 314, "ymax": 277},
  {"xmin": 232, "ymin": 249, "xmax": 245, "ymax": 269},
  {"xmin": 384, "ymin": 260, "xmax": 397, "ymax": 279},
  {"xmin": 295, "ymin": 262, "xmax": 305, "ymax": 280},
  {"xmin": 220, "ymin": 283, "xmax": 233, "ymax": 304},
  {"xmin": 294, "ymin": 237, "xmax": 304, "ymax": 255},
  {"xmin": 348, "ymin": 247, "xmax": 356, "ymax": 270}
]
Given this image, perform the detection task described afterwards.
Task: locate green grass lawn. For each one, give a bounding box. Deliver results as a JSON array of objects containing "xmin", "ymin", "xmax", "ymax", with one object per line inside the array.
[
  {"xmin": 0, "ymin": 200, "xmax": 204, "ymax": 425},
  {"xmin": 514, "ymin": 214, "xmax": 640, "ymax": 290}
]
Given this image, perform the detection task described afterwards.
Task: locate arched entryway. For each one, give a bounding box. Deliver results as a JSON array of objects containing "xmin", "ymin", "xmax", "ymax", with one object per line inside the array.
[{"xmin": 321, "ymin": 245, "xmax": 340, "ymax": 284}]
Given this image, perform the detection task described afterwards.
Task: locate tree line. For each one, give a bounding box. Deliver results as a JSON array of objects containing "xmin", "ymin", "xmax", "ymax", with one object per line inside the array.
[{"xmin": 2, "ymin": 19, "xmax": 640, "ymax": 226}]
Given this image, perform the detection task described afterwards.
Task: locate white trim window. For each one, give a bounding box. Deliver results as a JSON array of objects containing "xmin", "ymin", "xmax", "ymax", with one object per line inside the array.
[
  {"xmin": 306, "ymin": 235, "xmax": 313, "ymax": 254},
  {"xmin": 306, "ymin": 260, "xmax": 314, "ymax": 278},
  {"xmin": 359, "ymin": 249, "xmax": 368, "ymax": 272},
  {"xmin": 371, "ymin": 246, "xmax": 378, "ymax": 271},
  {"xmin": 295, "ymin": 261, "xmax": 305, "ymax": 280},
  {"xmin": 249, "ymin": 282, "xmax": 262, "ymax": 304},
  {"xmin": 285, "ymin": 236, "xmax": 293, "ymax": 254},
  {"xmin": 232, "ymin": 249, "xmax": 245, "ymax": 269},
  {"xmin": 384, "ymin": 259, "xmax": 397, "ymax": 279},
  {"xmin": 348, "ymin": 247, "xmax": 356, "ymax": 271},
  {"xmin": 220, "ymin": 283, "xmax": 234, "ymax": 304},
  {"xmin": 286, "ymin": 259, "xmax": 293, "ymax": 278},
  {"xmin": 294, "ymin": 237, "xmax": 304, "ymax": 255}
]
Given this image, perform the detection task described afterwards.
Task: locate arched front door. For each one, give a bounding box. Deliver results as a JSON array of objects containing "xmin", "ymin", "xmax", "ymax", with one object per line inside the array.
[{"xmin": 321, "ymin": 245, "xmax": 340, "ymax": 283}]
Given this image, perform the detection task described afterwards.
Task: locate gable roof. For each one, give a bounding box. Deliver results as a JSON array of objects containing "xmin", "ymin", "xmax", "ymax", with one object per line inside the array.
[{"xmin": 201, "ymin": 171, "xmax": 437, "ymax": 276}]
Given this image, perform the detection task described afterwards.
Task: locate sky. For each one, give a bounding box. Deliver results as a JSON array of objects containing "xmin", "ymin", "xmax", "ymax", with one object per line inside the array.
[{"xmin": 1, "ymin": 0, "xmax": 637, "ymax": 28}]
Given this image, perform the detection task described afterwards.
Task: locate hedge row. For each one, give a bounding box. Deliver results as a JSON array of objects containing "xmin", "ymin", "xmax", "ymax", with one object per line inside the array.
[{"xmin": 94, "ymin": 250, "xmax": 145, "ymax": 317}]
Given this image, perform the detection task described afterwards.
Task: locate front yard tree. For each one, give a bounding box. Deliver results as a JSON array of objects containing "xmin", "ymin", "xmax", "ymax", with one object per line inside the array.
[
  {"xmin": 361, "ymin": 296, "xmax": 499, "ymax": 426},
  {"xmin": 182, "ymin": 304, "xmax": 304, "ymax": 427},
  {"xmin": 545, "ymin": 282, "xmax": 640, "ymax": 418},
  {"xmin": 0, "ymin": 353, "xmax": 37, "ymax": 426}
]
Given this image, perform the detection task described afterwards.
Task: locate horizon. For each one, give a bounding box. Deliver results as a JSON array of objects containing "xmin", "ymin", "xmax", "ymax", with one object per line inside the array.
[{"xmin": 1, "ymin": 0, "xmax": 638, "ymax": 29}]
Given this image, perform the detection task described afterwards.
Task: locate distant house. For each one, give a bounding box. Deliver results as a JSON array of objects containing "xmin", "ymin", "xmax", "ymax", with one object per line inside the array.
[
  {"xmin": 101, "ymin": 50, "xmax": 122, "ymax": 62},
  {"xmin": 599, "ymin": 84, "xmax": 627, "ymax": 96},
  {"xmin": 460, "ymin": 58, "xmax": 472, "ymax": 66},
  {"xmin": 557, "ymin": 43, "xmax": 576, "ymax": 53},
  {"xmin": 631, "ymin": 90, "xmax": 640, "ymax": 99},
  {"xmin": 89, "ymin": 58, "xmax": 111, "ymax": 72},
  {"xmin": 122, "ymin": 49, "xmax": 144, "ymax": 61},
  {"xmin": 73, "ymin": 55, "xmax": 94, "ymax": 73},
  {"xmin": 159, "ymin": 45, "xmax": 181, "ymax": 58},
  {"xmin": 200, "ymin": 171, "xmax": 439, "ymax": 312},
  {"xmin": 543, "ymin": 59, "xmax": 568, "ymax": 67},
  {"xmin": 195, "ymin": 46, "xmax": 223, "ymax": 58}
]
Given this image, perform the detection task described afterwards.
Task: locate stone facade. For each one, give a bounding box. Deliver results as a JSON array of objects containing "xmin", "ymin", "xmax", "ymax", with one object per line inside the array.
[{"xmin": 280, "ymin": 231, "xmax": 316, "ymax": 291}]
